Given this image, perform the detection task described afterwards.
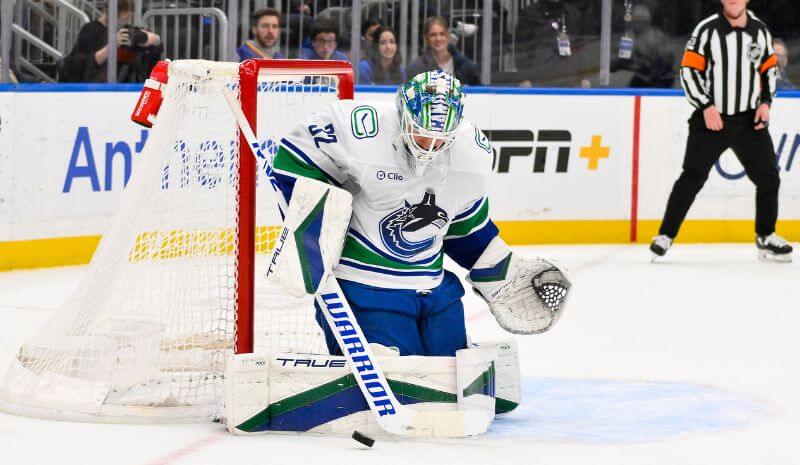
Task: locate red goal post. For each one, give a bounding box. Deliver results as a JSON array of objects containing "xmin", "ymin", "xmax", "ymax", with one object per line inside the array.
[{"xmin": 236, "ymin": 59, "xmax": 355, "ymax": 354}]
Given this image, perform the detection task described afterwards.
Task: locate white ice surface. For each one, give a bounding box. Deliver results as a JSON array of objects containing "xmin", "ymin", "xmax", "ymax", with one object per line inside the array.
[{"xmin": 1, "ymin": 244, "xmax": 799, "ymax": 465}]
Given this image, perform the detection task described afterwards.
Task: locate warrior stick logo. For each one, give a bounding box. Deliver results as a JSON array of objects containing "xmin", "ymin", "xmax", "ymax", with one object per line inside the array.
[
  {"xmin": 320, "ymin": 292, "xmax": 396, "ymax": 416},
  {"xmin": 379, "ymin": 190, "xmax": 448, "ymax": 258}
]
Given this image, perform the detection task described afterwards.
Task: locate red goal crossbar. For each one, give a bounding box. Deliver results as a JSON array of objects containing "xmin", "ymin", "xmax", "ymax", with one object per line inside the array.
[{"xmin": 235, "ymin": 59, "xmax": 355, "ymax": 354}]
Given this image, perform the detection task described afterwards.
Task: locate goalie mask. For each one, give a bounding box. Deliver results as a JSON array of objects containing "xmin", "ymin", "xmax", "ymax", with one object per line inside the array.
[{"xmin": 397, "ymin": 70, "xmax": 465, "ymax": 176}]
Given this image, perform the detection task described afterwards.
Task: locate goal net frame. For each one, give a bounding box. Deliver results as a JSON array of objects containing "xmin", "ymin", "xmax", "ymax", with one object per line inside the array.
[
  {"xmin": 235, "ymin": 59, "xmax": 354, "ymax": 355},
  {"xmin": 0, "ymin": 59, "xmax": 355, "ymax": 424}
]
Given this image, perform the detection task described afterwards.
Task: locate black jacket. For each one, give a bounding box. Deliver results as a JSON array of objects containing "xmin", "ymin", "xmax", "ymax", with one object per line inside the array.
[
  {"xmin": 59, "ymin": 20, "xmax": 108, "ymax": 82},
  {"xmin": 59, "ymin": 20, "xmax": 162, "ymax": 83},
  {"xmin": 406, "ymin": 45, "xmax": 481, "ymax": 85}
]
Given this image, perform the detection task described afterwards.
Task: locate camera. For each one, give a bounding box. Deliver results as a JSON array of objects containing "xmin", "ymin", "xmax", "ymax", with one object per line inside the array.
[
  {"xmin": 116, "ymin": 25, "xmax": 160, "ymax": 83},
  {"xmin": 120, "ymin": 25, "xmax": 149, "ymax": 48}
]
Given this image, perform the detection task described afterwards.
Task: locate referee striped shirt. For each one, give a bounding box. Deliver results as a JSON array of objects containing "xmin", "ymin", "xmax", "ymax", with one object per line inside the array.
[{"xmin": 680, "ymin": 10, "xmax": 778, "ymax": 115}]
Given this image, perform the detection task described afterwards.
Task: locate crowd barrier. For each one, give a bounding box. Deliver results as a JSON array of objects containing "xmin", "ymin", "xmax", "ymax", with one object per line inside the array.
[{"xmin": 1, "ymin": 84, "xmax": 799, "ymax": 269}]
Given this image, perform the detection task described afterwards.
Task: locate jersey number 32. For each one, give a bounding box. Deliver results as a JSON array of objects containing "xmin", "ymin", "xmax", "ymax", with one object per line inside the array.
[{"xmin": 309, "ymin": 123, "xmax": 337, "ymax": 148}]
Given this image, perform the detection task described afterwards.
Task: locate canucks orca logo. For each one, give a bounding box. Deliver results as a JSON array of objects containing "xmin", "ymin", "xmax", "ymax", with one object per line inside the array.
[{"xmin": 379, "ymin": 190, "xmax": 449, "ymax": 258}]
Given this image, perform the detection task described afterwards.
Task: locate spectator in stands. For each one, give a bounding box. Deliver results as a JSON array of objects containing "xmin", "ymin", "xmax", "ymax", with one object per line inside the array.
[
  {"xmin": 407, "ymin": 17, "xmax": 480, "ymax": 86},
  {"xmin": 610, "ymin": 5, "xmax": 675, "ymax": 88},
  {"xmin": 237, "ymin": 8, "xmax": 284, "ymax": 61},
  {"xmin": 358, "ymin": 26, "xmax": 405, "ymax": 85},
  {"xmin": 774, "ymin": 39, "xmax": 796, "ymax": 90},
  {"xmin": 361, "ymin": 18, "xmax": 383, "ymax": 50},
  {"xmin": 292, "ymin": 0, "xmax": 313, "ymax": 16},
  {"xmin": 300, "ymin": 21, "xmax": 349, "ymax": 62},
  {"xmin": 58, "ymin": 0, "xmax": 161, "ymax": 83},
  {"xmin": 512, "ymin": 0, "xmax": 585, "ymax": 87}
]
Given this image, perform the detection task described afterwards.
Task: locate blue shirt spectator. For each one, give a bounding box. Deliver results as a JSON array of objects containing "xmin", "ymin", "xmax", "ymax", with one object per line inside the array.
[
  {"xmin": 358, "ymin": 26, "xmax": 405, "ymax": 85},
  {"xmin": 299, "ymin": 46, "xmax": 349, "ymax": 62},
  {"xmin": 237, "ymin": 8, "xmax": 284, "ymax": 61},
  {"xmin": 300, "ymin": 21, "xmax": 350, "ymax": 62},
  {"xmin": 238, "ymin": 42, "xmax": 285, "ymax": 61}
]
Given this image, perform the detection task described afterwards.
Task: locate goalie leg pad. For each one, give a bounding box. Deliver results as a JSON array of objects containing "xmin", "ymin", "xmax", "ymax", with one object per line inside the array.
[
  {"xmin": 223, "ymin": 353, "xmax": 270, "ymax": 435},
  {"xmin": 468, "ymin": 237, "xmax": 571, "ymax": 334},
  {"xmin": 266, "ymin": 177, "xmax": 353, "ymax": 297},
  {"xmin": 223, "ymin": 345, "xmax": 501, "ymax": 437},
  {"xmin": 456, "ymin": 345, "xmax": 496, "ymax": 427},
  {"xmin": 472, "ymin": 340, "xmax": 522, "ymax": 414}
]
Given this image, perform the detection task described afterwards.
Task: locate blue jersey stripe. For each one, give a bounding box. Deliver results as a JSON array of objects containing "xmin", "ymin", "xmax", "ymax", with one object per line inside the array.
[
  {"xmin": 454, "ymin": 197, "xmax": 485, "ymax": 221},
  {"xmin": 444, "ymin": 220, "xmax": 500, "ymax": 270}
]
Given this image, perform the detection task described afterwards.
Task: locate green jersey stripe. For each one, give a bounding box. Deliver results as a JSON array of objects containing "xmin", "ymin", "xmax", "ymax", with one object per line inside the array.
[
  {"xmin": 444, "ymin": 217, "xmax": 489, "ymax": 241},
  {"xmin": 341, "ymin": 236, "xmax": 443, "ymax": 271},
  {"xmin": 272, "ymin": 146, "xmax": 330, "ymax": 184},
  {"xmin": 446, "ymin": 199, "xmax": 490, "ymax": 238}
]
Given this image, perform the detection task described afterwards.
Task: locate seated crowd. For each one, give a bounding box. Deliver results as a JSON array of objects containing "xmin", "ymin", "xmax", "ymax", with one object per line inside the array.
[
  {"xmin": 8, "ymin": 0, "xmax": 795, "ymax": 89},
  {"xmin": 234, "ymin": 8, "xmax": 478, "ymax": 87},
  {"xmin": 55, "ymin": 4, "xmax": 482, "ymax": 86}
]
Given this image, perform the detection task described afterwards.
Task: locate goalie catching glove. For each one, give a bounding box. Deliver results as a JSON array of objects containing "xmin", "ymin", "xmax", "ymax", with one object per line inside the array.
[{"xmin": 467, "ymin": 237, "xmax": 571, "ymax": 334}]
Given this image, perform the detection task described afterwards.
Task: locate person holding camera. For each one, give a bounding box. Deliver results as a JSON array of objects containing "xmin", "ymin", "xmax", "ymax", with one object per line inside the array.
[{"xmin": 59, "ymin": 0, "xmax": 161, "ymax": 83}]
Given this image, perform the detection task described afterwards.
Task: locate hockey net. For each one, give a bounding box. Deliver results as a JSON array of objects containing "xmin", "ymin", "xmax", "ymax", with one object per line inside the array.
[{"xmin": 0, "ymin": 59, "xmax": 354, "ymax": 423}]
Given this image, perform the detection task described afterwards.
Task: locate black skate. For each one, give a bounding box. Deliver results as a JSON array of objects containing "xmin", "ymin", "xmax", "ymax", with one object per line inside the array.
[
  {"xmin": 756, "ymin": 234, "xmax": 793, "ymax": 263},
  {"xmin": 649, "ymin": 235, "xmax": 672, "ymax": 261}
]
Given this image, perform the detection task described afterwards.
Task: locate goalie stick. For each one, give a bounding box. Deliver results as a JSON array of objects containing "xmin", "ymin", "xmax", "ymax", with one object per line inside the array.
[{"xmin": 221, "ymin": 87, "xmax": 492, "ymax": 437}]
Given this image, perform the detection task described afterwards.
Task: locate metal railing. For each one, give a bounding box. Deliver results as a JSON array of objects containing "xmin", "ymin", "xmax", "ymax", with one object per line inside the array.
[
  {"xmin": 1, "ymin": 0, "xmax": 618, "ymax": 86},
  {"xmin": 55, "ymin": 0, "xmax": 91, "ymax": 53},
  {"xmin": 12, "ymin": 25, "xmax": 63, "ymax": 82},
  {"xmin": 143, "ymin": 7, "xmax": 230, "ymax": 62},
  {"xmin": 2, "ymin": 0, "xmax": 15, "ymax": 83},
  {"xmin": 1, "ymin": 0, "xmax": 91, "ymax": 82}
]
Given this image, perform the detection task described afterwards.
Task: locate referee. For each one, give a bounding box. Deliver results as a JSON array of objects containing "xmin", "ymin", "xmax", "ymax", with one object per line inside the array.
[{"xmin": 650, "ymin": 0, "xmax": 793, "ymax": 262}]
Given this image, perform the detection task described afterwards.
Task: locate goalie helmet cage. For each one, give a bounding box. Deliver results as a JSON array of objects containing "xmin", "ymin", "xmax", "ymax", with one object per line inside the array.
[{"xmin": 0, "ymin": 59, "xmax": 355, "ymax": 424}]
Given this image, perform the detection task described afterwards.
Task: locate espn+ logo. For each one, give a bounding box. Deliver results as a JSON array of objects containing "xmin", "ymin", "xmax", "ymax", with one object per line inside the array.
[{"xmin": 484, "ymin": 130, "xmax": 572, "ymax": 173}]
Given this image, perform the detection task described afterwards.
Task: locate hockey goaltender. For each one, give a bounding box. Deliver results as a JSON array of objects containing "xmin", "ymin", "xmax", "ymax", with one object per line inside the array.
[{"xmin": 222, "ymin": 69, "xmax": 572, "ymax": 438}]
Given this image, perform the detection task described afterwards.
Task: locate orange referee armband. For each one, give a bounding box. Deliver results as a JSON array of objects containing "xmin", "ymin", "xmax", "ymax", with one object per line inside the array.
[
  {"xmin": 760, "ymin": 54, "xmax": 778, "ymax": 74},
  {"xmin": 681, "ymin": 50, "xmax": 707, "ymax": 72}
]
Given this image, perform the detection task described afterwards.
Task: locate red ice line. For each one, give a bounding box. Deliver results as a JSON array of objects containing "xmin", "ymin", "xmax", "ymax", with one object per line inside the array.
[{"xmin": 144, "ymin": 434, "xmax": 223, "ymax": 465}]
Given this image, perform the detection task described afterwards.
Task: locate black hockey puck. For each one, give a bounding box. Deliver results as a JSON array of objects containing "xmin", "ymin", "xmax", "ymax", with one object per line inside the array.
[{"xmin": 352, "ymin": 430, "xmax": 375, "ymax": 448}]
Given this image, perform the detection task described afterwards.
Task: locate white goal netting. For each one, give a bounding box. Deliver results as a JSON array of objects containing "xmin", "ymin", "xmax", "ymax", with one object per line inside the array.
[{"xmin": 0, "ymin": 60, "xmax": 346, "ymax": 423}]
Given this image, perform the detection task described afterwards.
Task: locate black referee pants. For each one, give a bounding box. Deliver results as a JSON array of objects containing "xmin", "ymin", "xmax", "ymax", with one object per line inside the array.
[{"xmin": 659, "ymin": 110, "xmax": 780, "ymax": 238}]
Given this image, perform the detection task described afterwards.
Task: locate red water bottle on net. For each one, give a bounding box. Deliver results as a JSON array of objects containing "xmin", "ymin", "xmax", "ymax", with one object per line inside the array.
[{"xmin": 131, "ymin": 59, "xmax": 170, "ymax": 128}]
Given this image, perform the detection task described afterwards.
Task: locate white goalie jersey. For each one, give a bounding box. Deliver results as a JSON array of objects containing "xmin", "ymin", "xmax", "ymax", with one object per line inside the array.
[{"xmin": 270, "ymin": 100, "xmax": 499, "ymax": 290}]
